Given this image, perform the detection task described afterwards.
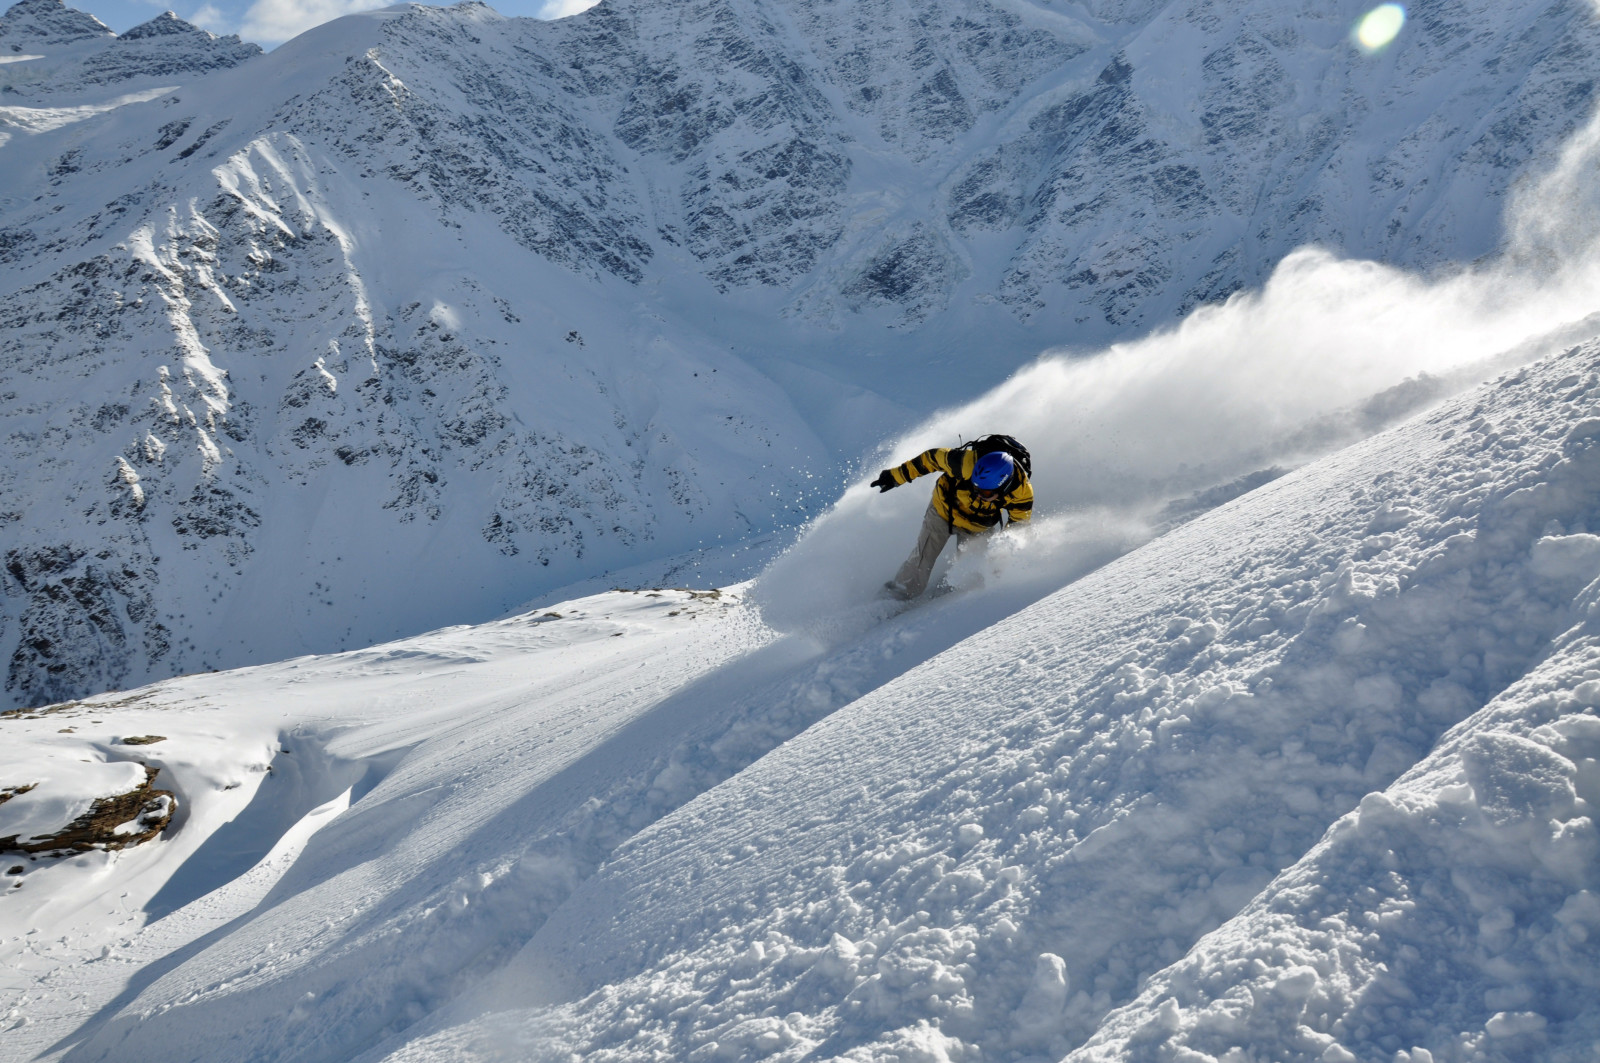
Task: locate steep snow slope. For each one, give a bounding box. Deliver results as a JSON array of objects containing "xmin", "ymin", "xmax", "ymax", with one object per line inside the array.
[
  {"xmin": 5, "ymin": 0, "xmax": 1600, "ymax": 709},
  {"xmin": 6, "ymin": 312, "xmax": 1600, "ymax": 1060}
]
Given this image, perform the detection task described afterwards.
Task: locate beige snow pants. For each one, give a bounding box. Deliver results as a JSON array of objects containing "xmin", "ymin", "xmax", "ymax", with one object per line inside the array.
[{"xmin": 891, "ymin": 502, "xmax": 977, "ymax": 599}]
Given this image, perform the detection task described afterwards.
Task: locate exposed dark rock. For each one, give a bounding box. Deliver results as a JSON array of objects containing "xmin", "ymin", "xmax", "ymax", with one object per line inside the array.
[
  {"xmin": 0, "ymin": 765, "xmax": 175, "ymax": 853},
  {"xmin": 120, "ymin": 11, "xmax": 208, "ymax": 39},
  {"xmin": 0, "ymin": 783, "xmax": 37, "ymax": 806},
  {"xmin": 841, "ymin": 224, "xmax": 966, "ymax": 324}
]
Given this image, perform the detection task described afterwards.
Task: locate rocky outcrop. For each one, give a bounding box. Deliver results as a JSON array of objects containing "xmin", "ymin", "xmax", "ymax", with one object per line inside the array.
[
  {"xmin": 81, "ymin": 12, "xmax": 259, "ymax": 86},
  {"xmin": 0, "ymin": 765, "xmax": 175, "ymax": 853}
]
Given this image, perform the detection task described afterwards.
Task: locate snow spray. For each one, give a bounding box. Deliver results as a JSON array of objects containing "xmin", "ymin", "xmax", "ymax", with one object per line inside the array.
[{"xmin": 756, "ymin": 97, "xmax": 1600, "ymax": 633}]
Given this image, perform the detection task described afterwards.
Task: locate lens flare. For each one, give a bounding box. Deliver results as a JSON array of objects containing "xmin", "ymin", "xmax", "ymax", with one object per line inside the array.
[{"xmin": 1355, "ymin": 4, "xmax": 1406, "ymax": 52}]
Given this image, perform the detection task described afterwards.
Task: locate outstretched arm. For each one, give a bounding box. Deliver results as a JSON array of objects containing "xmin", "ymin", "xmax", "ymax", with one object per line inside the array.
[{"xmin": 872, "ymin": 447, "xmax": 964, "ymax": 491}]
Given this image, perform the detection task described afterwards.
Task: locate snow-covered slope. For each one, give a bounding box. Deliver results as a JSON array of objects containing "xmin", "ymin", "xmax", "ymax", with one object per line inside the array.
[
  {"xmin": 0, "ymin": 321, "xmax": 1593, "ymax": 1063},
  {"xmin": 5, "ymin": 312, "xmax": 1600, "ymax": 1061},
  {"xmin": 5, "ymin": 0, "xmax": 1600, "ymax": 709}
]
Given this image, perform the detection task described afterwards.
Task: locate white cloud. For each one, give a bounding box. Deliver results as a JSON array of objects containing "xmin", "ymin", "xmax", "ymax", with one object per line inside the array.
[
  {"xmin": 239, "ymin": 0, "xmax": 389, "ymax": 44},
  {"xmin": 230, "ymin": 0, "xmax": 597, "ymax": 45},
  {"xmin": 187, "ymin": 3, "xmax": 230, "ymax": 32},
  {"xmin": 535, "ymin": 0, "xmax": 598, "ymax": 17}
]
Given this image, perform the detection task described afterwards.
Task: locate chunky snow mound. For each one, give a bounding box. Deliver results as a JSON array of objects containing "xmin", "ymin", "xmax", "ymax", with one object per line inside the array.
[{"xmin": 6, "ymin": 325, "xmax": 1600, "ymax": 1062}]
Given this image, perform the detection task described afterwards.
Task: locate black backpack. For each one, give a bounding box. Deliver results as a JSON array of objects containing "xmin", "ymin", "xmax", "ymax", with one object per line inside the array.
[{"xmin": 965, "ymin": 434, "xmax": 1032, "ymax": 481}]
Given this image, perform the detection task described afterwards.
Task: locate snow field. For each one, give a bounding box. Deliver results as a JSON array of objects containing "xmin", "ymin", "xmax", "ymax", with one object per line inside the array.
[
  {"xmin": 11, "ymin": 20, "xmax": 1600, "ymax": 1052},
  {"xmin": 394, "ymin": 342, "xmax": 1600, "ymax": 1062},
  {"xmin": 1076, "ymin": 629, "xmax": 1600, "ymax": 1062},
  {"xmin": 0, "ymin": 3, "xmax": 846, "ymax": 709},
  {"xmin": 12, "ymin": 176, "xmax": 1600, "ymax": 1060},
  {"xmin": 7, "ymin": 0, "xmax": 1600, "ymax": 1059},
  {"xmin": 13, "ymin": 0, "xmax": 1600, "ymax": 710},
  {"xmin": 31, "ymin": 545, "xmax": 1190, "ymax": 1062}
]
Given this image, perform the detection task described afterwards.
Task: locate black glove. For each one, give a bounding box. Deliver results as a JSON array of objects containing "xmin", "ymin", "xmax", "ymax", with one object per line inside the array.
[{"xmin": 870, "ymin": 470, "xmax": 897, "ymax": 493}]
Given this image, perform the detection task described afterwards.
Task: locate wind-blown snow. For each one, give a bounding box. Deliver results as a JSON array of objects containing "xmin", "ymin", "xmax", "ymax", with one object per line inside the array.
[{"xmin": 758, "ymin": 112, "xmax": 1600, "ymax": 635}]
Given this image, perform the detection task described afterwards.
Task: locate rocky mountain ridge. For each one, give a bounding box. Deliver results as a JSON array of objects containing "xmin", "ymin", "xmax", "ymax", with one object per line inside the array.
[
  {"xmin": 1, "ymin": 0, "xmax": 1598, "ymax": 708},
  {"xmin": 0, "ymin": 0, "xmax": 110, "ymax": 47},
  {"xmin": 0, "ymin": 0, "xmax": 259, "ymax": 104}
]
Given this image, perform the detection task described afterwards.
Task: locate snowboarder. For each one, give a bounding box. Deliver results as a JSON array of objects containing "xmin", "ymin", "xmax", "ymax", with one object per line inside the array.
[{"xmin": 871, "ymin": 435, "xmax": 1033, "ymax": 600}]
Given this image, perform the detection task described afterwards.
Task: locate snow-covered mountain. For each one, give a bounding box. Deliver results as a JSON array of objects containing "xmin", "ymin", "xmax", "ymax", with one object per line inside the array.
[
  {"xmin": 0, "ymin": 0, "xmax": 258, "ymax": 104},
  {"xmin": 1, "ymin": 0, "xmax": 1598, "ymax": 713},
  {"xmin": 8, "ymin": 0, "xmax": 1600, "ymax": 1052}
]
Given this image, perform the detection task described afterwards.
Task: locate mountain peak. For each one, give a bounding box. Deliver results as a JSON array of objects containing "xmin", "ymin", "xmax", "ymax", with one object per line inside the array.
[
  {"xmin": 120, "ymin": 11, "xmax": 209, "ymax": 40},
  {"xmin": 0, "ymin": 0, "xmax": 260, "ymax": 100},
  {"xmin": 0, "ymin": 0, "xmax": 113, "ymax": 45}
]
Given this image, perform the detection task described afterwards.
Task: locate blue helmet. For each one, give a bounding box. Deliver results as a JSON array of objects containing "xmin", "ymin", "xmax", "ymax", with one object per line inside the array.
[{"xmin": 971, "ymin": 451, "xmax": 1015, "ymax": 490}]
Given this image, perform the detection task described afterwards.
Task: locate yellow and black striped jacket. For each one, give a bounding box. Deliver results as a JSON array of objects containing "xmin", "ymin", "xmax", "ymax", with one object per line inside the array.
[{"xmin": 886, "ymin": 447, "xmax": 1033, "ymax": 534}]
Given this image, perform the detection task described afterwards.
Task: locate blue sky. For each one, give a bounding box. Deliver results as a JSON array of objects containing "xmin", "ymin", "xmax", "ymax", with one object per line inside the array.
[{"xmin": 72, "ymin": 0, "xmax": 596, "ymax": 46}]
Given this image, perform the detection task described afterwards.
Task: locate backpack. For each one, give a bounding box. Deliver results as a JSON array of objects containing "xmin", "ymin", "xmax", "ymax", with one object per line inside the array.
[{"xmin": 965, "ymin": 434, "xmax": 1032, "ymax": 481}]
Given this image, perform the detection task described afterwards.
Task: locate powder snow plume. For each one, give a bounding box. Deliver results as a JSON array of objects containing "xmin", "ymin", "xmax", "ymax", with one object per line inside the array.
[{"xmin": 755, "ymin": 102, "xmax": 1600, "ymax": 633}]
